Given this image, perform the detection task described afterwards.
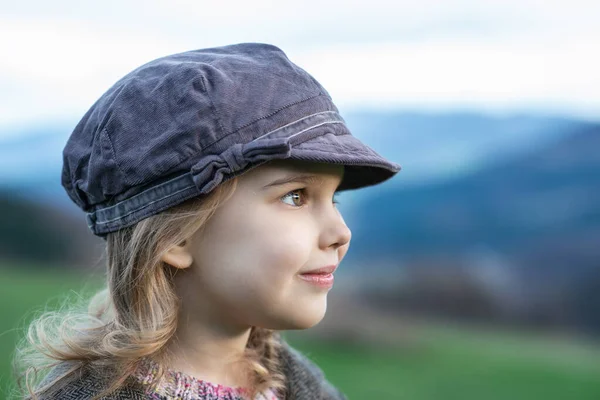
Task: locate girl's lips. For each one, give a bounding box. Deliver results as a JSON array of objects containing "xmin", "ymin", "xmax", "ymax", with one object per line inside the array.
[
  {"xmin": 298, "ymin": 273, "xmax": 334, "ymax": 289},
  {"xmin": 301, "ymin": 264, "xmax": 338, "ymax": 275}
]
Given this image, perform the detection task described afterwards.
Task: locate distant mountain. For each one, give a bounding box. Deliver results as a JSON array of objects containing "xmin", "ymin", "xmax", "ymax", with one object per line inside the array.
[
  {"xmin": 344, "ymin": 111, "xmax": 585, "ymax": 185},
  {"xmin": 349, "ymin": 121, "xmax": 600, "ymax": 269}
]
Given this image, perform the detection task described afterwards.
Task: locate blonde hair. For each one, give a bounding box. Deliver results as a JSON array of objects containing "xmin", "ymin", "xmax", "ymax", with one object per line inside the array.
[{"xmin": 11, "ymin": 177, "xmax": 287, "ymax": 400}]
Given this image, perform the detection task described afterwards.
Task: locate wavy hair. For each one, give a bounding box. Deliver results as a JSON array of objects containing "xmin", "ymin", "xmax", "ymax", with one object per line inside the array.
[{"xmin": 11, "ymin": 177, "xmax": 288, "ymax": 400}]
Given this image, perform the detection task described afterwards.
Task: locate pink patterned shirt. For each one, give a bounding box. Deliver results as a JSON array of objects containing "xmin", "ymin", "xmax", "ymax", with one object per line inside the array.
[{"xmin": 132, "ymin": 357, "xmax": 279, "ymax": 400}]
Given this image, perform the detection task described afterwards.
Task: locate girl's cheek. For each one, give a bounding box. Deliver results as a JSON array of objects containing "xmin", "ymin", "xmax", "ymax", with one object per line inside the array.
[{"xmin": 257, "ymin": 231, "xmax": 311, "ymax": 273}]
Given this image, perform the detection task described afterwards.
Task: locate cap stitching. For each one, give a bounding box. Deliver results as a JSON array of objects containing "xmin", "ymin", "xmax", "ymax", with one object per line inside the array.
[
  {"xmin": 198, "ymin": 74, "xmax": 227, "ymax": 142},
  {"xmin": 95, "ymin": 186, "xmax": 202, "ymax": 235},
  {"xmin": 100, "ymin": 128, "xmax": 128, "ymax": 204},
  {"xmin": 229, "ymin": 92, "xmax": 323, "ymax": 135},
  {"xmin": 249, "ymin": 110, "xmax": 340, "ymax": 143},
  {"xmin": 200, "ymin": 92, "xmax": 324, "ymax": 151},
  {"xmin": 92, "ymin": 170, "xmax": 196, "ymax": 219},
  {"xmin": 287, "ymin": 121, "xmax": 345, "ymax": 143}
]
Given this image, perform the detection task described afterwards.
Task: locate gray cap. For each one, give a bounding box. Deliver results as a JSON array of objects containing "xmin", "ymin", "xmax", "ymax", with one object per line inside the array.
[{"xmin": 61, "ymin": 42, "xmax": 401, "ymax": 238}]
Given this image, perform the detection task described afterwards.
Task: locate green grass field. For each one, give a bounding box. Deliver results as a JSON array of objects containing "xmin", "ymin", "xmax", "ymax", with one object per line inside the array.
[{"xmin": 2, "ymin": 264, "xmax": 600, "ymax": 399}]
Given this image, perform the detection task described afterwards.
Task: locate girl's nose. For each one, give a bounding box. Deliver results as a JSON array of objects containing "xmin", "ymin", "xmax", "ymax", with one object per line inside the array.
[{"xmin": 319, "ymin": 207, "xmax": 352, "ymax": 251}]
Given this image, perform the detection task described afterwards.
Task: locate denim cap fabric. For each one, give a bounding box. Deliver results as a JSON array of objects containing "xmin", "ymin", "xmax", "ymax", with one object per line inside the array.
[{"xmin": 61, "ymin": 42, "xmax": 401, "ymax": 238}]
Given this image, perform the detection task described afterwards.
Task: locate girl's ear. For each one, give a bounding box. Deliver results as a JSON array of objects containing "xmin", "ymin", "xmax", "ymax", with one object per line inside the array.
[{"xmin": 160, "ymin": 240, "xmax": 194, "ymax": 269}]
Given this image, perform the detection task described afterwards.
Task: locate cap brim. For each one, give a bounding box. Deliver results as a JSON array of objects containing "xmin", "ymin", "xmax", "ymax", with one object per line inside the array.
[{"xmin": 287, "ymin": 130, "xmax": 401, "ymax": 191}]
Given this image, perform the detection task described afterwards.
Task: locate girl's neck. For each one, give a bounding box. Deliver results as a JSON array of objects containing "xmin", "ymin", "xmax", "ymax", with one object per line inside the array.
[
  {"xmin": 164, "ymin": 353, "xmax": 251, "ymax": 389},
  {"xmin": 162, "ymin": 328, "xmax": 253, "ymax": 389}
]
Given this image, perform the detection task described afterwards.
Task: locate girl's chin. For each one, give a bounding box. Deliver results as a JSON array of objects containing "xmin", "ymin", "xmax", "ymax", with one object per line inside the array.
[{"xmin": 288, "ymin": 305, "xmax": 328, "ymax": 330}]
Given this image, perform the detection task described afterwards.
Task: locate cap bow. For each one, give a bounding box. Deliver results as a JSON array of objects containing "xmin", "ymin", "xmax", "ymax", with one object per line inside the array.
[{"xmin": 190, "ymin": 136, "xmax": 292, "ymax": 194}]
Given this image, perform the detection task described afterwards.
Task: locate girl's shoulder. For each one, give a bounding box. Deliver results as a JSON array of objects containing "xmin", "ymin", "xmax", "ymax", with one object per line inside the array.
[{"xmin": 33, "ymin": 362, "xmax": 146, "ymax": 400}]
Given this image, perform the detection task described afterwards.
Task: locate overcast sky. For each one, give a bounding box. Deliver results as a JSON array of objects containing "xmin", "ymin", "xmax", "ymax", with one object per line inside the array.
[{"xmin": 1, "ymin": 0, "xmax": 599, "ymax": 137}]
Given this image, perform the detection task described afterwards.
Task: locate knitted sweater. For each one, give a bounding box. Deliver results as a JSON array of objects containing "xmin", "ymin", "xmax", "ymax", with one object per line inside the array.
[{"xmin": 34, "ymin": 339, "xmax": 346, "ymax": 400}]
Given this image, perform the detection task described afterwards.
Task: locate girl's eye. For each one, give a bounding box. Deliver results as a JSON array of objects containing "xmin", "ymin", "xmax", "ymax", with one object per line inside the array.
[
  {"xmin": 281, "ymin": 189, "xmax": 306, "ymax": 207},
  {"xmin": 280, "ymin": 189, "xmax": 341, "ymax": 207}
]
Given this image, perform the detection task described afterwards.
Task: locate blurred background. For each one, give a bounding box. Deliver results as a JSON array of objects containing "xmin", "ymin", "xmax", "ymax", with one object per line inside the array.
[{"xmin": 1, "ymin": 1, "xmax": 600, "ymax": 398}]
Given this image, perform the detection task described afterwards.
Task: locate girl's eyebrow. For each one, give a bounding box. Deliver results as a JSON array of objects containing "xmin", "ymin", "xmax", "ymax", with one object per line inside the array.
[{"xmin": 261, "ymin": 173, "xmax": 326, "ymax": 190}]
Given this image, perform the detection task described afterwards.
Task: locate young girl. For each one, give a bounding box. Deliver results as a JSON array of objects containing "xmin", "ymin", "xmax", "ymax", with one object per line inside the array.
[{"xmin": 12, "ymin": 42, "xmax": 401, "ymax": 400}]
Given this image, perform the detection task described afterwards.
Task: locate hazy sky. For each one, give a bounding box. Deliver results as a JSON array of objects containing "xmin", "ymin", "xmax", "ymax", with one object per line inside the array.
[{"xmin": 1, "ymin": 0, "xmax": 599, "ymax": 136}]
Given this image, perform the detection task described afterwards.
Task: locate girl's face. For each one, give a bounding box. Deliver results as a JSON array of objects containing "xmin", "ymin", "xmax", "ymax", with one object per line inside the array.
[{"xmin": 177, "ymin": 159, "xmax": 351, "ymax": 330}]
